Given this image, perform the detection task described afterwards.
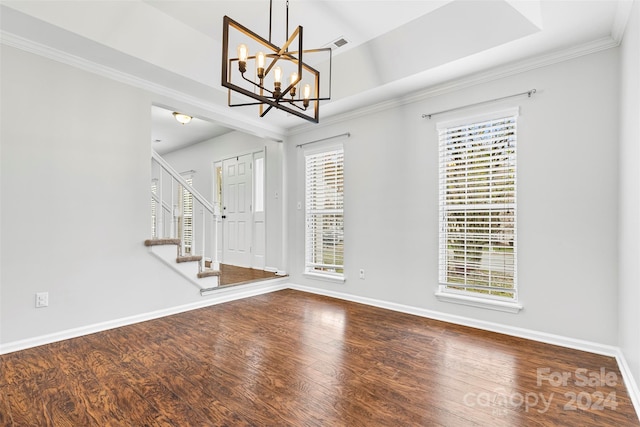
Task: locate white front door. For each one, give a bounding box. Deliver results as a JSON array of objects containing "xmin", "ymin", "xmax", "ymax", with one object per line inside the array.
[{"xmin": 222, "ymin": 154, "xmax": 252, "ymax": 267}]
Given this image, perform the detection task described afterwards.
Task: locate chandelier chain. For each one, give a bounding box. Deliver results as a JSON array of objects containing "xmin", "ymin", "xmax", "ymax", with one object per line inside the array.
[{"xmin": 286, "ymin": 0, "xmax": 289, "ymax": 46}]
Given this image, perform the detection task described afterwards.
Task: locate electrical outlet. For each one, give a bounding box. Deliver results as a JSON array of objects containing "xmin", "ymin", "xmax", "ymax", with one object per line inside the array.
[
  {"xmin": 35, "ymin": 292, "xmax": 49, "ymax": 308},
  {"xmin": 359, "ymin": 269, "xmax": 365, "ymax": 280}
]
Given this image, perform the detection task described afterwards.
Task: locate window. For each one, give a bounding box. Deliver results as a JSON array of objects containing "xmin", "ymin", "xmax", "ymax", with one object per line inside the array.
[
  {"xmin": 438, "ymin": 110, "xmax": 518, "ymax": 303},
  {"xmin": 151, "ymin": 179, "xmax": 158, "ymax": 238},
  {"xmin": 214, "ymin": 164, "xmax": 223, "ymax": 214},
  {"xmin": 179, "ymin": 177, "xmax": 193, "ymax": 254},
  {"xmin": 305, "ymin": 147, "xmax": 344, "ymax": 280},
  {"xmin": 254, "ymin": 156, "xmax": 265, "ymax": 213}
]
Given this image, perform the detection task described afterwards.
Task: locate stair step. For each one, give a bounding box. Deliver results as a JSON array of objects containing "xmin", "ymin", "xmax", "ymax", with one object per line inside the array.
[
  {"xmin": 197, "ymin": 269, "xmax": 221, "ymax": 279},
  {"xmin": 144, "ymin": 238, "xmax": 180, "ymax": 246},
  {"xmin": 146, "ymin": 239, "xmax": 220, "ymax": 289},
  {"xmin": 177, "ymin": 255, "xmax": 203, "ymax": 263}
]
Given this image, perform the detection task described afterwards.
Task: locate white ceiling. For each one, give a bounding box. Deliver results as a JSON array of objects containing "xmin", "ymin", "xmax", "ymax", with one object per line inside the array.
[
  {"xmin": 151, "ymin": 106, "xmax": 234, "ymax": 154},
  {"xmin": 0, "ymin": 0, "xmax": 631, "ymax": 152}
]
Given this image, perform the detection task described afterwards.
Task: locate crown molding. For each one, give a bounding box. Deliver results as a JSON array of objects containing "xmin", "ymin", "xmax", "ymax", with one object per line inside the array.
[
  {"xmin": 1, "ymin": 29, "xmax": 619, "ymax": 140},
  {"xmin": 612, "ymin": 0, "xmax": 634, "ymax": 44},
  {"xmin": 287, "ymin": 35, "xmax": 619, "ymax": 137},
  {"xmin": 0, "ymin": 30, "xmax": 287, "ymax": 140}
]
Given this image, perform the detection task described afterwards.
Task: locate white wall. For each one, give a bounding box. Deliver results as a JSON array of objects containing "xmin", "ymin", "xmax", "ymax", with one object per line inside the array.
[
  {"xmin": 0, "ymin": 45, "xmax": 237, "ymax": 345},
  {"xmin": 0, "ymin": 14, "xmax": 633, "ymax": 382},
  {"xmin": 162, "ymin": 132, "xmax": 284, "ymax": 272},
  {"xmin": 619, "ymin": 0, "xmax": 640, "ymax": 386},
  {"xmin": 287, "ymin": 48, "xmax": 620, "ymax": 345}
]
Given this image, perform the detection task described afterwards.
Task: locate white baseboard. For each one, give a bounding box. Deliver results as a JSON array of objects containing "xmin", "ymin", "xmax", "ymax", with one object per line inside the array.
[
  {"xmin": 288, "ymin": 283, "xmax": 619, "ymax": 355},
  {"xmin": 0, "ymin": 280, "xmax": 288, "ymax": 355},
  {"xmin": 614, "ymin": 348, "xmax": 640, "ymax": 419},
  {"xmin": 287, "ymin": 282, "xmax": 640, "ymax": 419},
  {"xmin": 264, "ymin": 266, "xmax": 287, "ymax": 276},
  {"xmin": 2, "ymin": 279, "xmax": 638, "ymax": 421}
]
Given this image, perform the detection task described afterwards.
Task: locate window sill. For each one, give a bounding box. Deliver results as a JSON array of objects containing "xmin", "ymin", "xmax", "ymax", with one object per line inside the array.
[
  {"xmin": 435, "ymin": 291, "xmax": 523, "ymax": 314},
  {"xmin": 303, "ymin": 272, "xmax": 345, "ymax": 284}
]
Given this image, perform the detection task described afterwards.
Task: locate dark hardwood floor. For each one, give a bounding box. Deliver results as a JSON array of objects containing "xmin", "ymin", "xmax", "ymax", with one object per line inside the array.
[
  {"xmin": 217, "ymin": 264, "xmax": 281, "ymax": 287},
  {"xmin": 1, "ymin": 289, "xmax": 638, "ymax": 426}
]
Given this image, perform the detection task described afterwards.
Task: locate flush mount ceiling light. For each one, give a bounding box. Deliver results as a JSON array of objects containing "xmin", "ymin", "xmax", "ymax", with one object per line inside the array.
[
  {"xmin": 172, "ymin": 112, "xmax": 192, "ymax": 125},
  {"xmin": 222, "ymin": 0, "xmax": 332, "ymax": 124}
]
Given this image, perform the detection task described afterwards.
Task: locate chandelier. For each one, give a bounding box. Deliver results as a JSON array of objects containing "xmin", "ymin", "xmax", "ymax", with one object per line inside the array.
[{"xmin": 221, "ymin": 0, "xmax": 332, "ymax": 123}]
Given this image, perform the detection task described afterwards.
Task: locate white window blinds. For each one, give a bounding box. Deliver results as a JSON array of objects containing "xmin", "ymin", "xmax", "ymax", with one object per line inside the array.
[
  {"xmin": 180, "ymin": 177, "xmax": 193, "ymax": 254},
  {"xmin": 438, "ymin": 112, "xmax": 517, "ymax": 299},
  {"xmin": 151, "ymin": 180, "xmax": 158, "ymax": 238},
  {"xmin": 305, "ymin": 148, "xmax": 344, "ymax": 277}
]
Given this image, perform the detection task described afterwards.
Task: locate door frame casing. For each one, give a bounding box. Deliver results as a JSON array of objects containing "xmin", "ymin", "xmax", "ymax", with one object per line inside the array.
[{"xmin": 213, "ymin": 149, "xmax": 267, "ymax": 269}]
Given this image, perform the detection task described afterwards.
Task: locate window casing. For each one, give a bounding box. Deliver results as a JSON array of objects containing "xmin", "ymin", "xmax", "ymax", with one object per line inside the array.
[
  {"xmin": 305, "ymin": 147, "xmax": 344, "ymax": 280},
  {"xmin": 438, "ymin": 110, "xmax": 518, "ymax": 301},
  {"xmin": 179, "ymin": 177, "xmax": 194, "ymax": 255},
  {"xmin": 254, "ymin": 156, "xmax": 265, "ymax": 213},
  {"xmin": 151, "ymin": 179, "xmax": 158, "ymax": 238}
]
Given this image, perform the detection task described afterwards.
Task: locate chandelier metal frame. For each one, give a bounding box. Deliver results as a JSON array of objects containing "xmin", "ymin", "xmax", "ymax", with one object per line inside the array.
[{"xmin": 221, "ymin": 1, "xmax": 331, "ymax": 124}]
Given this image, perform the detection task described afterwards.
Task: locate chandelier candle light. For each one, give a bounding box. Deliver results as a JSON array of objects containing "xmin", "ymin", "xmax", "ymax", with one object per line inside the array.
[{"xmin": 221, "ymin": 0, "xmax": 332, "ymax": 123}]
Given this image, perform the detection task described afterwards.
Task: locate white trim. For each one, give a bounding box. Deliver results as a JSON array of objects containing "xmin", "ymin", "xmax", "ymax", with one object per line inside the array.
[
  {"xmin": 303, "ymin": 272, "xmax": 346, "ymax": 284},
  {"xmin": 434, "ymin": 291, "xmax": 523, "ymax": 313},
  {"xmin": 614, "ymin": 348, "xmax": 640, "ymax": 419},
  {"xmin": 0, "ymin": 30, "xmax": 286, "ymax": 140},
  {"xmin": 0, "ymin": 28, "xmax": 618, "ymax": 142},
  {"xmin": 437, "ymin": 112, "xmax": 519, "ymax": 306},
  {"xmin": 0, "ymin": 280, "xmax": 287, "ymax": 355},
  {"xmin": 200, "ymin": 277, "xmax": 288, "ymax": 296},
  {"xmin": 288, "ymin": 36, "xmax": 618, "ymax": 136},
  {"xmin": 1, "ymin": 280, "xmax": 638, "ymax": 420},
  {"xmin": 287, "ymin": 283, "xmax": 616, "ymax": 355},
  {"xmin": 147, "ymin": 244, "xmax": 214, "ymax": 290},
  {"xmin": 252, "ymin": 150, "xmax": 266, "ymax": 270},
  {"xmin": 2, "ymin": 280, "xmax": 597, "ymax": 360},
  {"xmin": 301, "ymin": 140, "xmax": 345, "ymax": 157},
  {"xmin": 435, "ymin": 106, "xmax": 520, "ymax": 130},
  {"xmin": 287, "ymin": 282, "xmax": 639, "ymax": 418},
  {"xmin": 304, "ymin": 147, "xmax": 345, "ymax": 281},
  {"xmin": 612, "ymin": 0, "xmax": 635, "ymax": 44},
  {"xmin": 264, "ymin": 266, "xmax": 288, "ymax": 276}
]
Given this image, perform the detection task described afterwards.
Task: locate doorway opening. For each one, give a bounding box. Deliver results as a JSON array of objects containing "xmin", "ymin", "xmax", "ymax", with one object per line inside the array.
[
  {"xmin": 214, "ymin": 150, "xmax": 266, "ymax": 271},
  {"xmin": 151, "ymin": 104, "xmax": 283, "ymax": 288}
]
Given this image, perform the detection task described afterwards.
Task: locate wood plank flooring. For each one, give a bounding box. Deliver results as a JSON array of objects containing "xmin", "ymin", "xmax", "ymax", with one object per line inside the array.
[
  {"xmin": 218, "ymin": 264, "xmax": 281, "ymax": 287},
  {"xmin": 1, "ymin": 289, "xmax": 638, "ymax": 426}
]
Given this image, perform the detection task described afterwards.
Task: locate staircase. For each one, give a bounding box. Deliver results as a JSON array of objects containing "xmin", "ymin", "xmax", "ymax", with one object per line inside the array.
[
  {"xmin": 147, "ymin": 150, "xmax": 221, "ymax": 294},
  {"xmin": 144, "ymin": 238, "xmax": 220, "ymax": 292}
]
